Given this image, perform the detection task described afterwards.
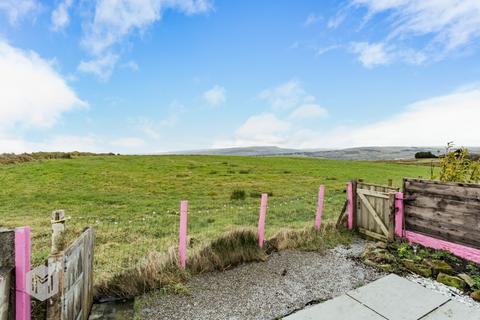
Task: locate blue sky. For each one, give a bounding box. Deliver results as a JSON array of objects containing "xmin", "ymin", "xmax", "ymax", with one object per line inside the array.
[{"xmin": 0, "ymin": 0, "xmax": 479, "ymax": 153}]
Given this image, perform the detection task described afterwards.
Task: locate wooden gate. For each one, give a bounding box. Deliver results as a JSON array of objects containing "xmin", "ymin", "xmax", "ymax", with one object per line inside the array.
[
  {"xmin": 356, "ymin": 181, "xmax": 399, "ymax": 241},
  {"xmin": 47, "ymin": 227, "xmax": 95, "ymax": 320}
]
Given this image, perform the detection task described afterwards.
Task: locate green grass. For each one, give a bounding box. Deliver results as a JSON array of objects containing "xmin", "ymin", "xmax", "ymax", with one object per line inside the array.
[{"xmin": 0, "ymin": 155, "xmax": 430, "ymax": 290}]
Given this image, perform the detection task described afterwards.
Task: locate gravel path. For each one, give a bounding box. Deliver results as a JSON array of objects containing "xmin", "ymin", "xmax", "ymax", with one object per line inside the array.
[{"xmin": 139, "ymin": 240, "xmax": 383, "ymax": 320}]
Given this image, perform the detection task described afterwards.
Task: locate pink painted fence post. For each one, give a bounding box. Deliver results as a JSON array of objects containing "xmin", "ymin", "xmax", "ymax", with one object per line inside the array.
[
  {"xmin": 346, "ymin": 182, "xmax": 354, "ymax": 230},
  {"xmin": 15, "ymin": 226, "xmax": 31, "ymax": 320},
  {"xmin": 394, "ymin": 192, "xmax": 404, "ymax": 238},
  {"xmin": 257, "ymin": 193, "xmax": 268, "ymax": 248},
  {"xmin": 178, "ymin": 200, "xmax": 188, "ymax": 269},
  {"xmin": 314, "ymin": 185, "xmax": 325, "ymax": 230}
]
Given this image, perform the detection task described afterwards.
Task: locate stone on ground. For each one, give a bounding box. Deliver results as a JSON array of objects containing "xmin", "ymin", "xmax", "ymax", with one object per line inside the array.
[{"xmin": 436, "ymin": 273, "xmax": 466, "ymax": 291}]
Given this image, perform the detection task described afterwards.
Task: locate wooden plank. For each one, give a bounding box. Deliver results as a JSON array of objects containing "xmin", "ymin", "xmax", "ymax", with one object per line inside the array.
[
  {"xmin": 46, "ymin": 254, "xmax": 64, "ymax": 320},
  {"xmin": 404, "ymin": 193, "xmax": 480, "ymax": 213},
  {"xmin": 0, "ymin": 230, "xmax": 14, "ymax": 269},
  {"xmin": 405, "ymin": 205, "xmax": 480, "ymax": 230},
  {"xmin": 405, "ymin": 214, "xmax": 480, "ymax": 249},
  {"xmin": 335, "ymin": 200, "xmax": 348, "ymax": 229},
  {"xmin": 358, "ymin": 193, "xmax": 389, "ymax": 236},
  {"xmin": 82, "ymin": 229, "xmax": 94, "ymax": 320},
  {"xmin": 388, "ymin": 193, "xmax": 395, "ymax": 241},
  {"xmin": 405, "ymin": 179, "xmax": 480, "ymax": 201},
  {"xmin": 0, "ymin": 268, "xmax": 11, "ymax": 320},
  {"xmin": 357, "ymin": 189, "xmax": 390, "ymax": 199},
  {"xmin": 357, "ymin": 182, "xmax": 399, "ymax": 192},
  {"xmin": 358, "ymin": 227, "xmax": 388, "ymax": 242},
  {"xmin": 0, "ymin": 230, "xmax": 14, "ymax": 320}
]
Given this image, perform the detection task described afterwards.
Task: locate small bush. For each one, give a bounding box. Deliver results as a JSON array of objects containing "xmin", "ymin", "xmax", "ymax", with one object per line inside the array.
[
  {"xmin": 238, "ymin": 169, "xmax": 251, "ymax": 174},
  {"xmin": 415, "ymin": 151, "xmax": 438, "ymax": 159},
  {"xmin": 437, "ymin": 143, "xmax": 480, "ymax": 183},
  {"xmin": 230, "ymin": 189, "xmax": 246, "ymax": 200}
]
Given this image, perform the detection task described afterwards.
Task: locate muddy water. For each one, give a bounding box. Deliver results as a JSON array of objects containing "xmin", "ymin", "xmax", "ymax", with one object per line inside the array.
[{"xmin": 88, "ymin": 299, "xmax": 135, "ymax": 320}]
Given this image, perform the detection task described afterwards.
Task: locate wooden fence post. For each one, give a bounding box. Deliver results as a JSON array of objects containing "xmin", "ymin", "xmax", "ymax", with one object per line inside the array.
[
  {"xmin": 315, "ymin": 185, "xmax": 325, "ymax": 230},
  {"xmin": 51, "ymin": 210, "xmax": 65, "ymax": 254},
  {"xmin": 14, "ymin": 227, "xmax": 30, "ymax": 320},
  {"xmin": 394, "ymin": 192, "xmax": 404, "ymax": 238},
  {"xmin": 347, "ymin": 182, "xmax": 354, "ymax": 230},
  {"xmin": 258, "ymin": 193, "xmax": 268, "ymax": 248},
  {"xmin": 179, "ymin": 201, "xmax": 188, "ymax": 269},
  {"xmin": 0, "ymin": 229, "xmax": 15, "ymax": 320}
]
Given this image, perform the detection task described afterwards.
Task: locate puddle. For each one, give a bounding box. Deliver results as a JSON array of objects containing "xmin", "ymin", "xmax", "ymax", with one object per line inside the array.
[{"xmin": 88, "ymin": 298, "xmax": 135, "ymax": 320}]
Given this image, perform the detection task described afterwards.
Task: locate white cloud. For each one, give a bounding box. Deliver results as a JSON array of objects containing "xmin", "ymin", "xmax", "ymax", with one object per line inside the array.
[
  {"xmin": 203, "ymin": 85, "xmax": 226, "ymax": 106},
  {"xmin": 289, "ymin": 104, "xmax": 328, "ymax": 120},
  {"xmin": 111, "ymin": 137, "xmax": 146, "ymax": 148},
  {"xmin": 0, "ymin": 0, "xmax": 39, "ymax": 25},
  {"xmin": 260, "ymin": 80, "xmax": 314, "ymax": 110},
  {"xmin": 78, "ymin": 53, "xmax": 119, "ymax": 79},
  {"xmin": 352, "ymin": 0, "xmax": 480, "ymax": 56},
  {"xmin": 0, "ymin": 40, "xmax": 87, "ymax": 131},
  {"xmin": 51, "ymin": 0, "xmax": 73, "ymax": 31},
  {"xmin": 80, "ymin": 0, "xmax": 213, "ymax": 78},
  {"xmin": 351, "ymin": 42, "xmax": 391, "ymax": 68},
  {"xmin": 215, "ymin": 87, "xmax": 480, "ymax": 149},
  {"xmin": 214, "ymin": 113, "xmax": 291, "ymax": 147},
  {"xmin": 304, "ymin": 13, "xmax": 321, "ymax": 27},
  {"xmin": 325, "ymin": 87, "xmax": 480, "ymax": 148}
]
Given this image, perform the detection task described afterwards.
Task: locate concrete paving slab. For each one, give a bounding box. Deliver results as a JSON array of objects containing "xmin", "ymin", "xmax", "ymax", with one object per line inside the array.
[
  {"xmin": 283, "ymin": 295, "xmax": 385, "ymax": 320},
  {"xmin": 421, "ymin": 300, "xmax": 480, "ymax": 320},
  {"xmin": 347, "ymin": 274, "xmax": 449, "ymax": 320}
]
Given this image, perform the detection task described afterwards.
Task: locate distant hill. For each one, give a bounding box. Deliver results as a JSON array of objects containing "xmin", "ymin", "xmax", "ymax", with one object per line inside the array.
[{"xmin": 170, "ymin": 146, "xmax": 480, "ymax": 161}]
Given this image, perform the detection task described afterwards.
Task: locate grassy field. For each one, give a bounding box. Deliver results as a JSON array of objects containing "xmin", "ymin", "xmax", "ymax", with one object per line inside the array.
[{"xmin": 0, "ymin": 155, "xmax": 431, "ymax": 291}]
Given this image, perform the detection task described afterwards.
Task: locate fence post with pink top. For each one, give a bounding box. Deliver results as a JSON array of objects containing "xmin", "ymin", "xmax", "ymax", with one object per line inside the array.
[
  {"xmin": 178, "ymin": 201, "xmax": 188, "ymax": 269},
  {"xmin": 15, "ymin": 226, "xmax": 31, "ymax": 320},
  {"xmin": 395, "ymin": 192, "xmax": 404, "ymax": 238},
  {"xmin": 346, "ymin": 182, "xmax": 354, "ymax": 230},
  {"xmin": 315, "ymin": 185, "xmax": 325, "ymax": 230},
  {"xmin": 257, "ymin": 193, "xmax": 268, "ymax": 248}
]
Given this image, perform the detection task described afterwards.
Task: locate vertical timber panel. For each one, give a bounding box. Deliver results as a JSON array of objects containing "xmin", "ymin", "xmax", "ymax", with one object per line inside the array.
[{"xmin": 0, "ymin": 230, "xmax": 15, "ymax": 320}]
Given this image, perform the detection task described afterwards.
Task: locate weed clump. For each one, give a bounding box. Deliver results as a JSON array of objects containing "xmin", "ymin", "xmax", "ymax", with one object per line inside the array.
[{"xmin": 230, "ymin": 189, "xmax": 246, "ymax": 200}]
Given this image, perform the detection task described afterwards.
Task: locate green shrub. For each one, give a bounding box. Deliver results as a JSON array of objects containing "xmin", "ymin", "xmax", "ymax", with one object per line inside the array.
[
  {"xmin": 230, "ymin": 189, "xmax": 246, "ymax": 200},
  {"xmin": 437, "ymin": 143, "xmax": 480, "ymax": 183}
]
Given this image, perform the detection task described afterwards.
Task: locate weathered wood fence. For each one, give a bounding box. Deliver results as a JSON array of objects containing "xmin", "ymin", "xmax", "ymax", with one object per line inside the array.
[
  {"xmin": 403, "ymin": 178, "xmax": 480, "ymax": 248},
  {"xmin": 351, "ymin": 178, "xmax": 480, "ymax": 264},
  {"xmin": 47, "ymin": 227, "xmax": 95, "ymax": 320}
]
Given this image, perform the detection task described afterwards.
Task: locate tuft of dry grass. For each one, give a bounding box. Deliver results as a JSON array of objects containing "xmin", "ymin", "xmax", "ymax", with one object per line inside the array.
[
  {"xmin": 95, "ymin": 247, "xmax": 188, "ymax": 298},
  {"xmin": 267, "ymin": 221, "xmax": 353, "ymax": 252},
  {"xmin": 189, "ymin": 228, "xmax": 266, "ymax": 273},
  {"xmin": 95, "ymin": 224, "xmax": 353, "ymax": 299}
]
